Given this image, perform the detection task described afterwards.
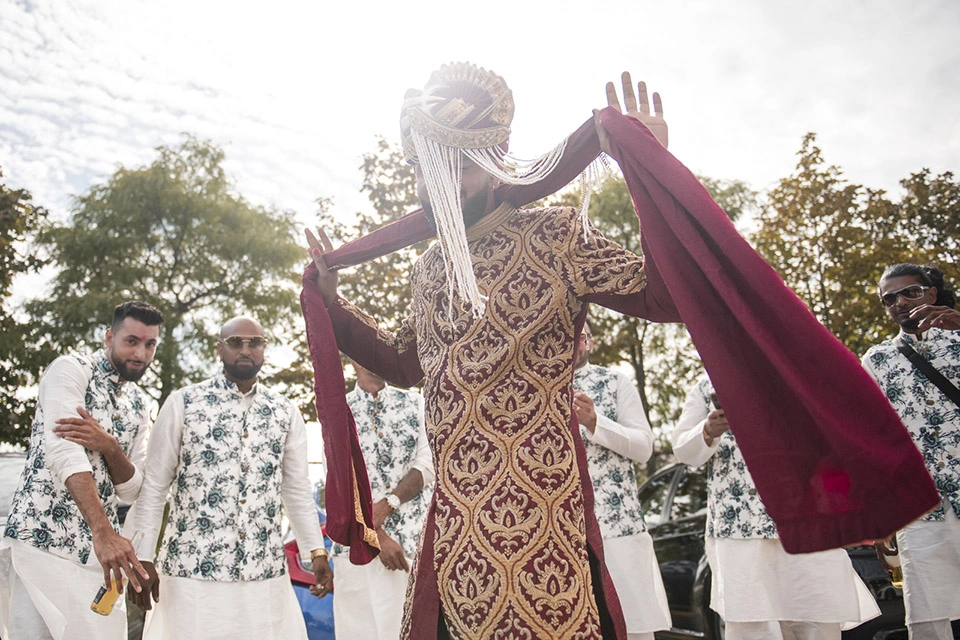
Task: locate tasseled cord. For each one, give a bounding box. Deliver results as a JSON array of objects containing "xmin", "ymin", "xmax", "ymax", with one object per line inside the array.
[{"xmin": 410, "ymin": 129, "xmax": 611, "ymax": 318}]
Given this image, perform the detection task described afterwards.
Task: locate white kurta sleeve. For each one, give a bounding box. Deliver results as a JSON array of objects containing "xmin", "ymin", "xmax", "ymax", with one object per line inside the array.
[
  {"xmin": 113, "ymin": 406, "xmax": 150, "ymax": 503},
  {"xmin": 584, "ymin": 371, "xmax": 654, "ymax": 463},
  {"xmin": 670, "ymin": 381, "xmax": 720, "ymax": 468},
  {"xmin": 410, "ymin": 394, "xmax": 435, "ymax": 488},
  {"xmin": 123, "ymin": 391, "xmax": 185, "ymax": 560},
  {"xmin": 280, "ymin": 404, "xmax": 323, "ymax": 563},
  {"xmin": 40, "ymin": 356, "xmax": 96, "ymax": 485}
]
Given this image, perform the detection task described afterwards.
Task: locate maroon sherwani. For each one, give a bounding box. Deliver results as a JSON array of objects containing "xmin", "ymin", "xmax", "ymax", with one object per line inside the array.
[
  {"xmin": 302, "ymin": 108, "xmax": 939, "ymax": 640},
  {"xmin": 324, "ymin": 203, "xmax": 672, "ymax": 639}
]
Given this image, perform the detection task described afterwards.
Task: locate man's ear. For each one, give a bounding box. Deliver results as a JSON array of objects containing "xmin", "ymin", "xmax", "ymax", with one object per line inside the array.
[{"xmin": 105, "ymin": 327, "xmax": 114, "ymax": 348}]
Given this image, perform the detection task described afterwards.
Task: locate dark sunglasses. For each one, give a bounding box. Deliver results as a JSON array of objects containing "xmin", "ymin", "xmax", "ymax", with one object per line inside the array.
[
  {"xmin": 220, "ymin": 336, "xmax": 268, "ymax": 350},
  {"xmin": 879, "ymin": 285, "xmax": 929, "ymax": 307}
]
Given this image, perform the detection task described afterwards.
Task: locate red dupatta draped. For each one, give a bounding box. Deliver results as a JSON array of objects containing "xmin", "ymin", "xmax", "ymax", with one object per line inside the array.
[{"xmin": 301, "ymin": 107, "xmax": 938, "ymax": 564}]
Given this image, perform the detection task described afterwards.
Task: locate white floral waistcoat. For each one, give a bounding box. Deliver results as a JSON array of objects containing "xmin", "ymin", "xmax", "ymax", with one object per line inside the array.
[
  {"xmin": 158, "ymin": 374, "xmax": 291, "ymax": 582},
  {"xmin": 863, "ymin": 328, "xmax": 960, "ymax": 521},
  {"xmin": 334, "ymin": 386, "xmax": 432, "ymax": 558},
  {"xmin": 693, "ymin": 378, "xmax": 777, "ymax": 539},
  {"xmin": 5, "ymin": 352, "xmax": 150, "ymax": 564},
  {"xmin": 574, "ymin": 364, "xmax": 647, "ymax": 539}
]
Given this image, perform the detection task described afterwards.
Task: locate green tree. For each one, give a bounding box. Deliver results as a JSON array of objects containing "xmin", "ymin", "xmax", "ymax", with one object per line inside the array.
[
  {"xmin": 319, "ymin": 137, "xmax": 427, "ymax": 345},
  {"xmin": 0, "ymin": 168, "xmax": 55, "ymax": 446},
  {"xmin": 751, "ymin": 133, "xmax": 930, "ymax": 355},
  {"xmin": 26, "ymin": 137, "xmax": 304, "ymax": 407},
  {"xmin": 896, "ymin": 168, "xmax": 958, "ymax": 271}
]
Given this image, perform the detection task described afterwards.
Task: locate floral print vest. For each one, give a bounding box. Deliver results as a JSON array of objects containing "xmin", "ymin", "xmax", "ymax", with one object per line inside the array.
[
  {"xmin": 694, "ymin": 378, "xmax": 778, "ymax": 539},
  {"xmin": 5, "ymin": 352, "xmax": 149, "ymax": 564},
  {"xmin": 158, "ymin": 374, "xmax": 291, "ymax": 581},
  {"xmin": 334, "ymin": 386, "xmax": 432, "ymax": 558},
  {"xmin": 574, "ymin": 364, "xmax": 647, "ymax": 538}
]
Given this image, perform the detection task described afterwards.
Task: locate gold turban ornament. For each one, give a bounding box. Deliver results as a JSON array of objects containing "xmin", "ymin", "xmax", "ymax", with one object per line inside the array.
[{"xmin": 400, "ymin": 62, "xmax": 573, "ymax": 317}]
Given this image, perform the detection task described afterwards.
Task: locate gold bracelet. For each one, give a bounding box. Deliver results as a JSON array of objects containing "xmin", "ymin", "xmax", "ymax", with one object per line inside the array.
[{"xmin": 310, "ymin": 547, "xmax": 329, "ymax": 561}]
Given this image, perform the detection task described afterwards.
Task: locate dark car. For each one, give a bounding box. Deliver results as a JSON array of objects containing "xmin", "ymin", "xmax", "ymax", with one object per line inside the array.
[{"xmin": 639, "ymin": 462, "xmax": 907, "ymax": 640}]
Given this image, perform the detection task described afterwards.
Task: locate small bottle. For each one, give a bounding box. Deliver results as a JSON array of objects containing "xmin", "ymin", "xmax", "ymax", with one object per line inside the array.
[{"xmin": 91, "ymin": 530, "xmax": 143, "ymax": 616}]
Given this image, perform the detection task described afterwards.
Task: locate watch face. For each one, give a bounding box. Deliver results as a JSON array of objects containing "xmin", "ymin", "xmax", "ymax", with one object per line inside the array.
[{"xmin": 387, "ymin": 494, "xmax": 401, "ymax": 509}]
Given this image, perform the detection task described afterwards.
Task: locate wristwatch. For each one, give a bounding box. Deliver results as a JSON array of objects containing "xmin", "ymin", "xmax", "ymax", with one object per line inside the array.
[
  {"xmin": 310, "ymin": 547, "xmax": 329, "ymax": 561},
  {"xmin": 385, "ymin": 493, "xmax": 401, "ymax": 511}
]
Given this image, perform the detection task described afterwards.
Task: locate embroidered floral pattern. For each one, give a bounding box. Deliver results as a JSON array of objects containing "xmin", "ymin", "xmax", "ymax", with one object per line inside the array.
[
  {"xmin": 863, "ymin": 328, "xmax": 960, "ymax": 521},
  {"xmin": 333, "ymin": 386, "xmax": 432, "ymax": 559},
  {"xmin": 5, "ymin": 352, "xmax": 150, "ymax": 564},
  {"xmin": 384, "ymin": 205, "xmax": 648, "ymax": 639},
  {"xmin": 157, "ymin": 373, "xmax": 293, "ymax": 581},
  {"xmin": 573, "ymin": 364, "xmax": 647, "ymax": 539}
]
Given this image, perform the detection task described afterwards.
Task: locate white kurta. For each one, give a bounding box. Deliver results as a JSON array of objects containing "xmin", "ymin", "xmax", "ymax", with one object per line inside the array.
[
  {"xmin": 671, "ymin": 377, "xmax": 880, "ymax": 627},
  {"xmin": 1, "ymin": 353, "xmax": 149, "ymax": 640},
  {"xmin": 124, "ymin": 380, "xmax": 324, "ymax": 639},
  {"xmin": 574, "ymin": 364, "xmax": 671, "ymax": 636}
]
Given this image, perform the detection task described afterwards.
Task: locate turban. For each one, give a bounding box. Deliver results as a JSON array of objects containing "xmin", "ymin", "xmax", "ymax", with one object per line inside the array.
[{"xmin": 399, "ymin": 62, "xmax": 573, "ymax": 317}]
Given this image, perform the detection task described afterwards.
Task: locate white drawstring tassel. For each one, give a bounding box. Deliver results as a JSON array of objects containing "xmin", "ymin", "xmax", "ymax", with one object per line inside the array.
[{"xmin": 412, "ymin": 130, "xmax": 488, "ymax": 318}]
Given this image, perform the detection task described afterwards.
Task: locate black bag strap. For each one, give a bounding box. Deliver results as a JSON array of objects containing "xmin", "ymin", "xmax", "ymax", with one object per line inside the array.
[{"xmin": 897, "ymin": 336, "xmax": 960, "ymax": 410}]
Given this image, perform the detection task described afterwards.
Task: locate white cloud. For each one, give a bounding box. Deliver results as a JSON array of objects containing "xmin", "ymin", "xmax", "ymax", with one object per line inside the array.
[{"xmin": 0, "ymin": 0, "xmax": 957, "ymax": 238}]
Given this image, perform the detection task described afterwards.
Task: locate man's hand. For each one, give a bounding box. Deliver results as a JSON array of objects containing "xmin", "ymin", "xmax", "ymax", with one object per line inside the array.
[
  {"xmin": 376, "ymin": 529, "xmax": 409, "ymax": 572},
  {"xmin": 54, "ymin": 407, "xmax": 119, "ymax": 454},
  {"xmin": 93, "ymin": 528, "xmax": 149, "ymax": 595},
  {"xmin": 573, "ymin": 391, "xmax": 598, "ymax": 434},
  {"xmin": 372, "ymin": 498, "xmax": 393, "ymax": 530},
  {"xmin": 308, "ymin": 556, "xmax": 334, "ymax": 599},
  {"xmin": 305, "ymin": 227, "xmax": 339, "ymax": 306},
  {"xmin": 595, "ymin": 71, "xmax": 668, "ymax": 152},
  {"xmin": 702, "ymin": 409, "xmax": 729, "ymax": 446},
  {"xmin": 911, "ymin": 304, "xmax": 960, "ymax": 332},
  {"xmin": 127, "ymin": 561, "xmax": 160, "ymax": 610}
]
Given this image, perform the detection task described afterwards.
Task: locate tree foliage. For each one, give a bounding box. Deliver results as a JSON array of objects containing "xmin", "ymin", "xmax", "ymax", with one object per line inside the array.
[
  {"xmin": 0, "ymin": 168, "xmax": 55, "ymax": 446},
  {"xmin": 751, "ymin": 134, "xmax": 958, "ymax": 356},
  {"xmin": 320, "ymin": 137, "xmax": 427, "ymax": 339},
  {"xmin": 26, "ymin": 137, "xmax": 304, "ymax": 409}
]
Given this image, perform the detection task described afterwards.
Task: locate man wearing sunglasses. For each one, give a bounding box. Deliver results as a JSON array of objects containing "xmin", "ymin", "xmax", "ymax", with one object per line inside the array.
[
  {"xmin": 862, "ymin": 264, "xmax": 960, "ymax": 640},
  {"xmin": 123, "ymin": 316, "xmax": 333, "ymax": 639}
]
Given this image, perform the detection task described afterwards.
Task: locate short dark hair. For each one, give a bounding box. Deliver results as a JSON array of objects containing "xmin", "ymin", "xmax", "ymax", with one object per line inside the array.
[
  {"xmin": 881, "ymin": 263, "xmax": 956, "ymax": 309},
  {"xmin": 112, "ymin": 301, "xmax": 165, "ymax": 330}
]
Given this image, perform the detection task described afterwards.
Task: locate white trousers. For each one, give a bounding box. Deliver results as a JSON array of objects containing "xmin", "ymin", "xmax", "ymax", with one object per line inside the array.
[
  {"xmin": 143, "ymin": 573, "xmax": 307, "ymax": 640},
  {"xmin": 0, "ymin": 540, "xmax": 126, "ymax": 640},
  {"xmin": 725, "ymin": 620, "xmax": 842, "ymax": 640},
  {"xmin": 897, "ymin": 506, "xmax": 960, "ymax": 634},
  {"xmin": 332, "ymin": 555, "xmax": 410, "ymax": 640}
]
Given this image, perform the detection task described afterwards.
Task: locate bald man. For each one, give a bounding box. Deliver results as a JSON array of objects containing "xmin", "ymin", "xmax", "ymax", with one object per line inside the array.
[{"xmin": 123, "ymin": 317, "xmax": 333, "ymax": 639}]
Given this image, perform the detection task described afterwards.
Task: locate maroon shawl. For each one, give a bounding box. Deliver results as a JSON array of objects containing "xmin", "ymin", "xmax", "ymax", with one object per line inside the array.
[{"xmin": 302, "ymin": 107, "xmax": 938, "ymax": 564}]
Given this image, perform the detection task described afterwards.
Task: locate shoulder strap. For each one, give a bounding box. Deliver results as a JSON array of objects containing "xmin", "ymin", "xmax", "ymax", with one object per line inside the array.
[{"xmin": 897, "ymin": 336, "xmax": 960, "ymax": 410}]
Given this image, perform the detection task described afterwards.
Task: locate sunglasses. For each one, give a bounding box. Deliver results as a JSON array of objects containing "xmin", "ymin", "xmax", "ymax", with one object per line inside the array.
[
  {"xmin": 879, "ymin": 285, "xmax": 930, "ymax": 307},
  {"xmin": 220, "ymin": 336, "xmax": 268, "ymax": 350}
]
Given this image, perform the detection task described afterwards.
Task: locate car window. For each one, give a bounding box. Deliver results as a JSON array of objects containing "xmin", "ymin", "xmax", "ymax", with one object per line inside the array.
[
  {"xmin": 638, "ymin": 467, "xmax": 677, "ymax": 526},
  {"xmin": 670, "ymin": 465, "xmax": 708, "ymax": 520},
  {"xmin": 0, "ymin": 455, "xmax": 27, "ymax": 520}
]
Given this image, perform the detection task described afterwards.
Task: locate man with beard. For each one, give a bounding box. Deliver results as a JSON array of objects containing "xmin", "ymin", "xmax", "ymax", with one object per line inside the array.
[
  {"xmin": 862, "ymin": 264, "xmax": 960, "ymax": 640},
  {"xmin": 123, "ymin": 316, "xmax": 333, "ymax": 639},
  {"xmin": 1, "ymin": 300, "xmax": 163, "ymax": 640}
]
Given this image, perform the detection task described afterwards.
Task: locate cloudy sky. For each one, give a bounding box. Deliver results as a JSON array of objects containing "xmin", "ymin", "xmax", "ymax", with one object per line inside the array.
[{"xmin": 2, "ymin": 0, "xmax": 958, "ymax": 237}]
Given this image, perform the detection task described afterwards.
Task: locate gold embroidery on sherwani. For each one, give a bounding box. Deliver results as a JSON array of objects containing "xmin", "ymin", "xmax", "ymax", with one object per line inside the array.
[{"xmin": 395, "ymin": 204, "xmax": 647, "ymax": 639}]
